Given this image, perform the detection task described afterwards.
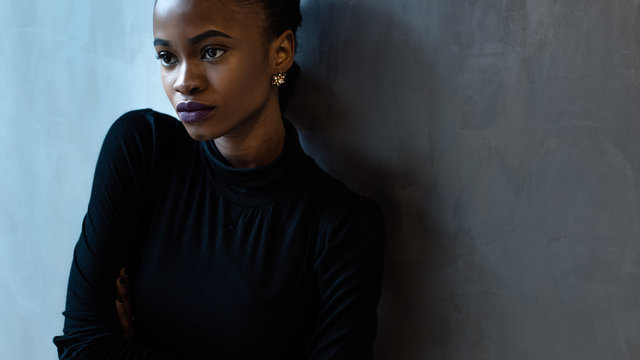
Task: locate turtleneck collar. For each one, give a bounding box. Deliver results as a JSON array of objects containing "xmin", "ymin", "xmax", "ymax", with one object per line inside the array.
[{"xmin": 200, "ymin": 119, "xmax": 310, "ymax": 207}]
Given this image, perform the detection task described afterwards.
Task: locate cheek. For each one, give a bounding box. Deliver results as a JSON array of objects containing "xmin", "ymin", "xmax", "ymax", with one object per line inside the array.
[
  {"xmin": 161, "ymin": 71, "xmax": 174, "ymax": 101},
  {"xmin": 219, "ymin": 57, "xmax": 271, "ymax": 103}
]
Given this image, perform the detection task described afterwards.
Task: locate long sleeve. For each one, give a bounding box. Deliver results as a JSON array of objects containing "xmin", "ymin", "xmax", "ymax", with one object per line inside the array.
[
  {"xmin": 305, "ymin": 197, "xmax": 386, "ymax": 360},
  {"xmin": 53, "ymin": 110, "xmax": 173, "ymax": 359}
]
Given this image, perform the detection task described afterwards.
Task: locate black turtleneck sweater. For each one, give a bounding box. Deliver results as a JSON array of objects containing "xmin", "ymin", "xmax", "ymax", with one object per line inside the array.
[{"xmin": 53, "ymin": 109, "xmax": 385, "ymax": 359}]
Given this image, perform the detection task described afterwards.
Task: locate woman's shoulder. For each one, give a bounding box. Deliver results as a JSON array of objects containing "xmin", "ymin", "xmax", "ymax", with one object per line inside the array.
[
  {"xmin": 96, "ymin": 109, "xmax": 192, "ymax": 175},
  {"xmin": 103, "ymin": 109, "xmax": 191, "ymax": 156},
  {"xmin": 108, "ymin": 108, "xmax": 182, "ymax": 139},
  {"xmin": 303, "ymin": 162, "xmax": 384, "ymax": 234},
  {"xmin": 301, "ymin": 163, "xmax": 385, "ymax": 269}
]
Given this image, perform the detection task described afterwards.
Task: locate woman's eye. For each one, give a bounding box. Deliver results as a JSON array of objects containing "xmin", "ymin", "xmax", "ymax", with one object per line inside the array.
[
  {"xmin": 203, "ymin": 47, "xmax": 225, "ymax": 60},
  {"xmin": 155, "ymin": 52, "xmax": 177, "ymax": 66}
]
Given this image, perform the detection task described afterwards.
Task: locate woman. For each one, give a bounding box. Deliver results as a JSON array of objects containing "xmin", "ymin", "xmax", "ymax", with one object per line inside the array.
[{"xmin": 53, "ymin": 0, "xmax": 384, "ymax": 358}]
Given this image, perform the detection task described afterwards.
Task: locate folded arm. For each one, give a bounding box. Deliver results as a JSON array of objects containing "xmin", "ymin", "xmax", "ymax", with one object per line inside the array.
[{"xmin": 54, "ymin": 111, "xmax": 173, "ymax": 359}]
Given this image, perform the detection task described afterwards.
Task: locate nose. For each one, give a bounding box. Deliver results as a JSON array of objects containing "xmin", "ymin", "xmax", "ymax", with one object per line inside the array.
[{"xmin": 173, "ymin": 60, "xmax": 206, "ymax": 95}]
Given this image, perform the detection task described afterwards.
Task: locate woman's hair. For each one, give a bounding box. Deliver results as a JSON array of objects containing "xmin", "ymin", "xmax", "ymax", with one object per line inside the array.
[{"xmin": 235, "ymin": 0, "xmax": 301, "ymax": 41}]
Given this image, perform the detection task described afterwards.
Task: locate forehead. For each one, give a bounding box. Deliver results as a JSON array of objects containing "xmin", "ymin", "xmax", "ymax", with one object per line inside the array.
[{"xmin": 153, "ymin": 0, "xmax": 264, "ymax": 39}]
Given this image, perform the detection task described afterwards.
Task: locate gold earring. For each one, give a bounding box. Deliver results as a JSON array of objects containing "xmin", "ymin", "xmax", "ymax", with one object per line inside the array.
[{"xmin": 271, "ymin": 72, "xmax": 286, "ymax": 87}]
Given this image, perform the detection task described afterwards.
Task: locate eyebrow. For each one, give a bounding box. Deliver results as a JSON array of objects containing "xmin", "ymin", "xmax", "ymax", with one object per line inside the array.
[{"xmin": 153, "ymin": 30, "xmax": 233, "ymax": 47}]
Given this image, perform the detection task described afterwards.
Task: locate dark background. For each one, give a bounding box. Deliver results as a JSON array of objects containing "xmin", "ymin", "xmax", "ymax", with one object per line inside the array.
[{"xmin": 288, "ymin": 0, "xmax": 640, "ymax": 358}]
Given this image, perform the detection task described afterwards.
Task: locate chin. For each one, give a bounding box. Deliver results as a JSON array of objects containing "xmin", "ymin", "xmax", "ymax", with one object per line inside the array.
[
  {"xmin": 182, "ymin": 125, "xmax": 219, "ymax": 142},
  {"xmin": 189, "ymin": 134, "xmax": 213, "ymax": 141}
]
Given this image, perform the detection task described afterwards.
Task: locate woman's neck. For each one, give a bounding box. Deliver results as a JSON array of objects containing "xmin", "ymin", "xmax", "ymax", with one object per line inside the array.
[{"xmin": 213, "ymin": 102, "xmax": 286, "ymax": 168}]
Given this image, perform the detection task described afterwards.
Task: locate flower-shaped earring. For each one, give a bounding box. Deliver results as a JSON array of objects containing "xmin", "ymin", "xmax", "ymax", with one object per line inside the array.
[{"xmin": 271, "ymin": 72, "xmax": 286, "ymax": 87}]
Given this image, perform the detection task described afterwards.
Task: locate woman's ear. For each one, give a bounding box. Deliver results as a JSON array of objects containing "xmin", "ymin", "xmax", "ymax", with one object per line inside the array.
[{"xmin": 271, "ymin": 30, "xmax": 295, "ymax": 73}]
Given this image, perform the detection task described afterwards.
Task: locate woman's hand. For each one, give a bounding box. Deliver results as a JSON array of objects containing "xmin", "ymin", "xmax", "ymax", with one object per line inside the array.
[{"xmin": 115, "ymin": 267, "xmax": 134, "ymax": 340}]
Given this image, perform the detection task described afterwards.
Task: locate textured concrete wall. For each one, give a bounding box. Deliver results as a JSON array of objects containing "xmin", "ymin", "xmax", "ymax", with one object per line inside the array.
[
  {"xmin": 3, "ymin": 0, "xmax": 640, "ymax": 359},
  {"xmin": 289, "ymin": 0, "xmax": 640, "ymax": 359}
]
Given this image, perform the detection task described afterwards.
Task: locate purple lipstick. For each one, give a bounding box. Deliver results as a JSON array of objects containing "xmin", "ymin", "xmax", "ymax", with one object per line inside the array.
[{"xmin": 176, "ymin": 101, "xmax": 215, "ymax": 123}]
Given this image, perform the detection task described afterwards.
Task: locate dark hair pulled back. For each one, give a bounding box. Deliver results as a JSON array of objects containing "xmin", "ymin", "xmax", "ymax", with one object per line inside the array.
[{"xmin": 244, "ymin": 0, "xmax": 301, "ymax": 41}]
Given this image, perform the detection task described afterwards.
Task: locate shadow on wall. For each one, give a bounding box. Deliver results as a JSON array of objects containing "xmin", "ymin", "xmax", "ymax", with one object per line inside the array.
[{"xmin": 287, "ymin": 2, "xmax": 455, "ymax": 358}]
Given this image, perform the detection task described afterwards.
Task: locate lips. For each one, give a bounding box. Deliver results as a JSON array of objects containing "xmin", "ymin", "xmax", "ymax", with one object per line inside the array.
[{"xmin": 176, "ymin": 101, "xmax": 215, "ymax": 123}]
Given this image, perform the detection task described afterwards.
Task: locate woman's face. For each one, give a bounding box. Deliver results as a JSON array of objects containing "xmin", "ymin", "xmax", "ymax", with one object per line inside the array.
[{"xmin": 153, "ymin": 0, "xmax": 280, "ymax": 141}]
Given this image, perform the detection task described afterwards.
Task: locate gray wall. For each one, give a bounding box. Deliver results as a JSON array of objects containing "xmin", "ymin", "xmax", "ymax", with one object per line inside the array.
[
  {"xmin": 289, "ymin": 0, "xmax": 640, "ymax": 359},
  {"xmin": 2, "ymin": 0, "xmax": 640, "ymax": 359}
]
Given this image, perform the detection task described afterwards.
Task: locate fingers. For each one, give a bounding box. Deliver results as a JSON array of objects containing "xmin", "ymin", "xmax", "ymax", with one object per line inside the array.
[{"xmin": 116, "ymin": 267, "xmax": 134, "ymax": 340}]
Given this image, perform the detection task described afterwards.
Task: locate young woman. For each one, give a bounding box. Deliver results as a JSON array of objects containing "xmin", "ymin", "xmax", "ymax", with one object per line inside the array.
[{"xmin": 54, "ymin": 0, "xmax": 384, "ymax": 358}]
